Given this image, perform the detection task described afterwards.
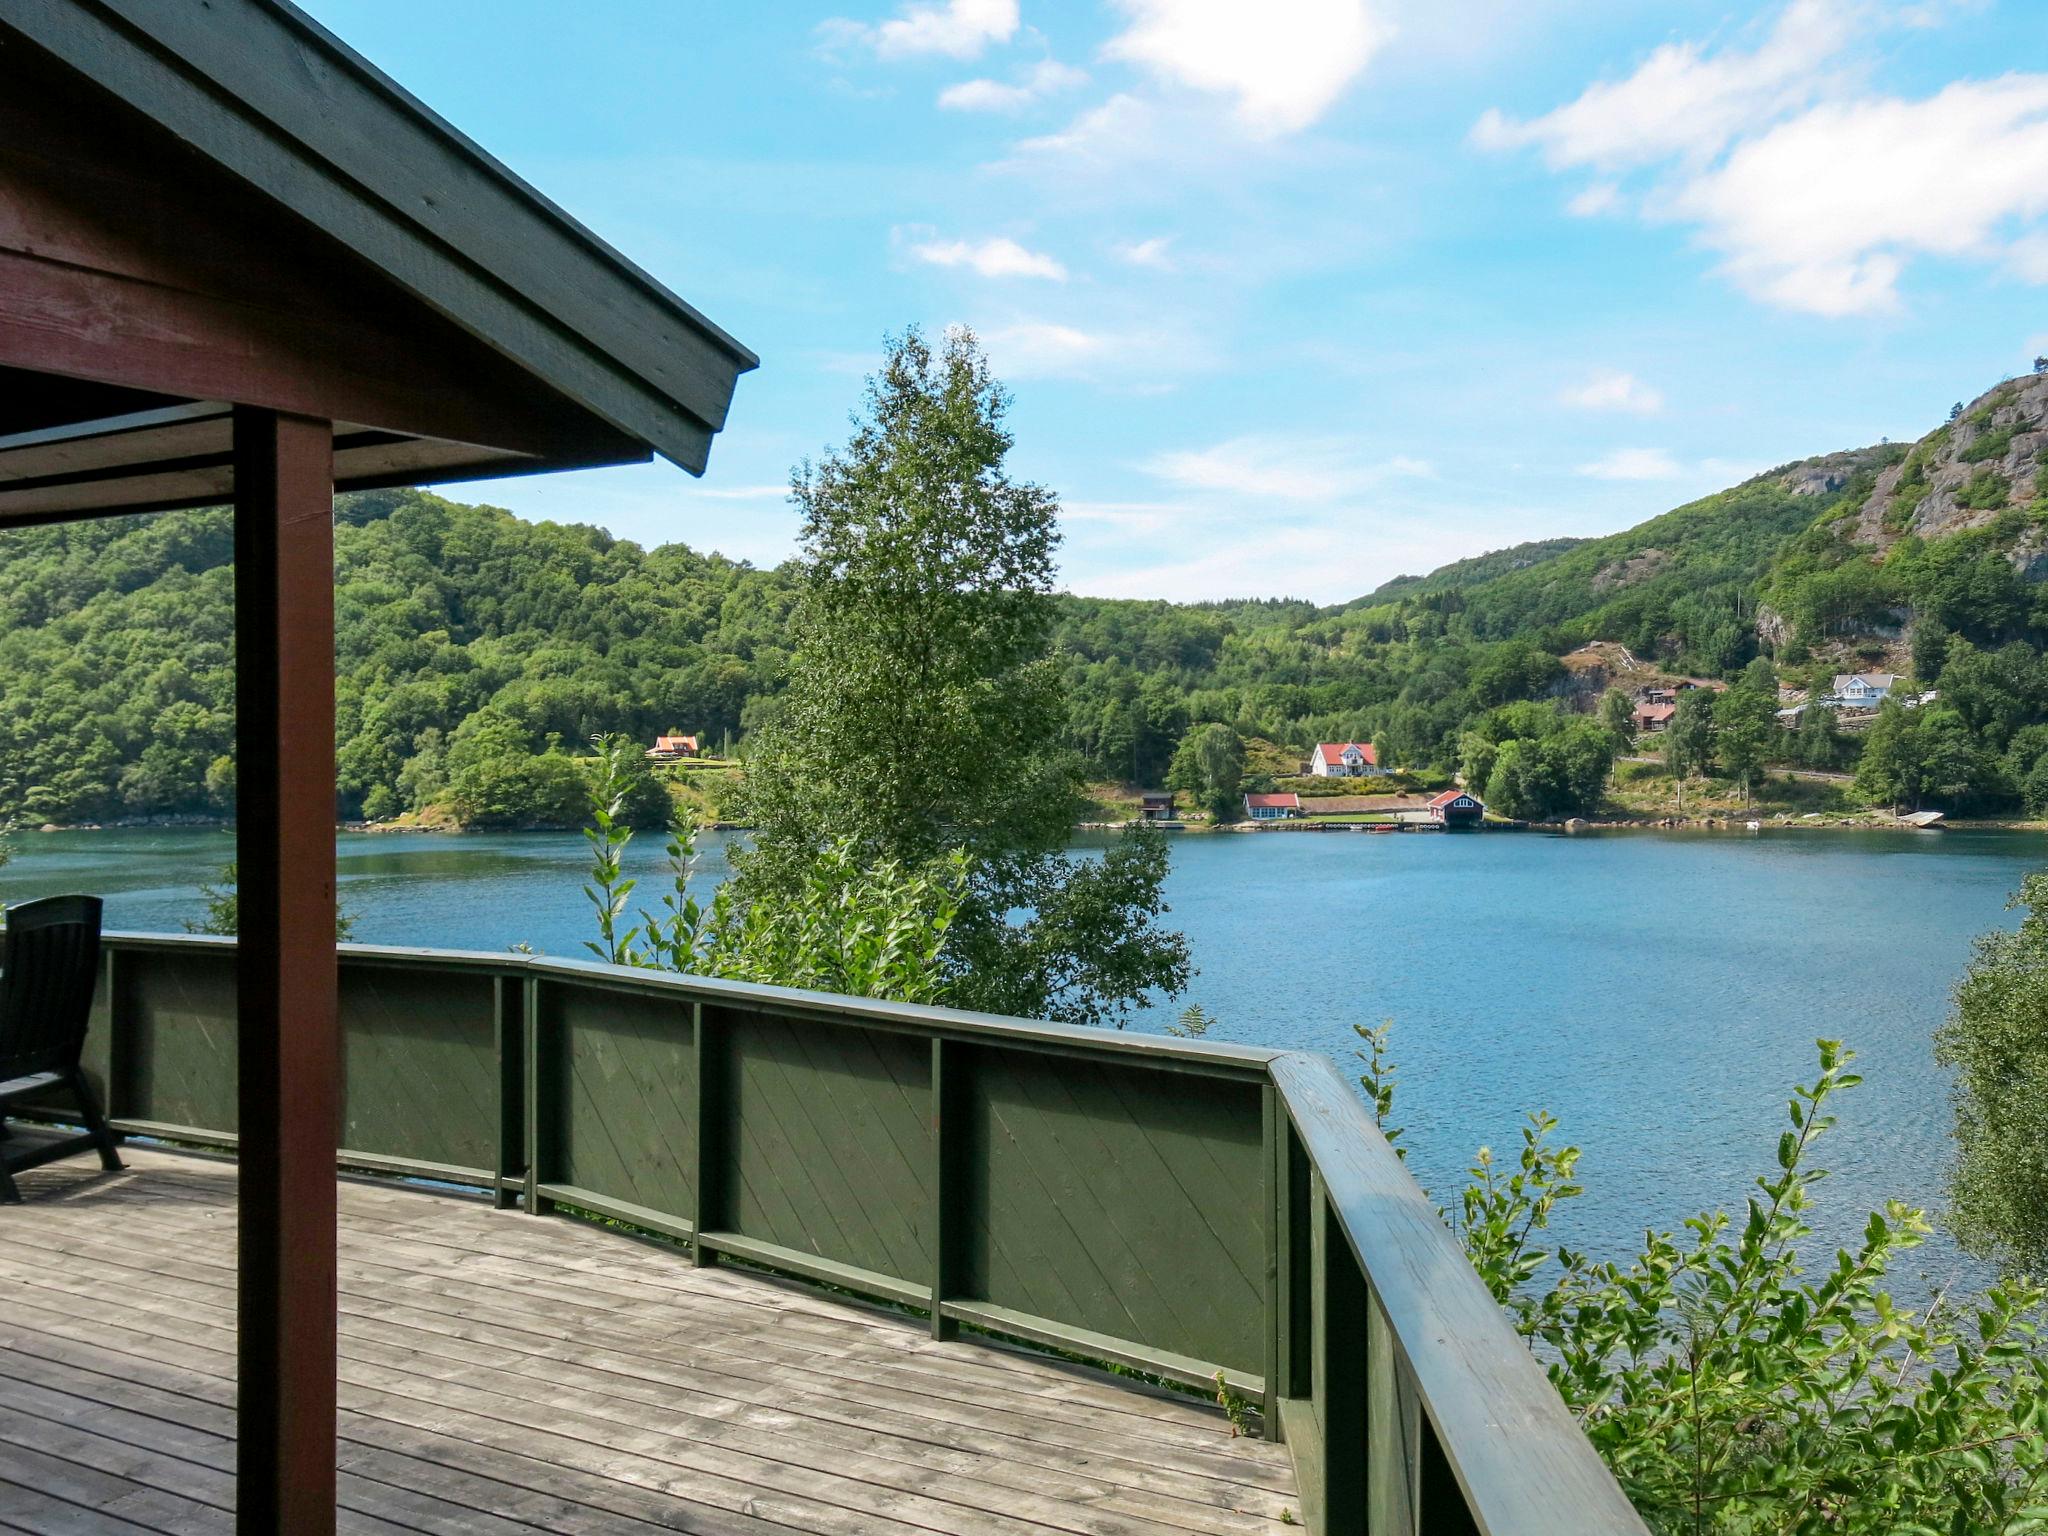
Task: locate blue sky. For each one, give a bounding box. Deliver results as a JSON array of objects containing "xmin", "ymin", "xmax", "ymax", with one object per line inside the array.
[{"xmin": 305, "ymin": 0, "xmax": 2048, "ymax": 603}]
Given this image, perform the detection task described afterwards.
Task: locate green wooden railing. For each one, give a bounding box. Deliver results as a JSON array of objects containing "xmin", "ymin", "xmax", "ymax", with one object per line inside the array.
[{"xmin": 55, "ymin": 933, "xmax": 1645, "ymax": 1536}]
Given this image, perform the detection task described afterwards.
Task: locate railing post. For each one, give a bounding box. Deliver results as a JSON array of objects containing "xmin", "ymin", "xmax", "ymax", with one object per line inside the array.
[
  {"xmin": 1262, "ymin": 1080, "xmax": 1282, "ymax": 1438},
  {"xmin": 1368, "ymin": 1291, "xmax": 1422, "ymax": 1535},
  {"xmin": 929, "ymin": 1036, "xmax": 959, "ymax": 1340},
  {"xmin": 691, "ymin": 1001, "xmax": 722, "ymax": 1265},
  {"xmin": 1280, "ymin": 1118, "xmax": 1313, "ymax": 1402},
  {"xmin": 97, "ymin": 943, "xmax": 119, "ymax": 1120},
  {"xmin": 522, "ymin": 974, "xmax": 547, "ymax": 1215},
  {"xmin": 1418, "ymin": 1414, "xmax": 1481, "ymax": 1536},
  {"xmin": 492, "ymin": 973, "xmax": 525, "ymax": 1209},
  {"xmin": 1315, "ymin": 1176, "xmax": 1368, "ymax": 1533}
]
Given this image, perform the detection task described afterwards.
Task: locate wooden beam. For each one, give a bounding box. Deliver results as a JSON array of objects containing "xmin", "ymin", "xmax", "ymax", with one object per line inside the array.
[
  {"xmin": 0, "ymin": 52, "xmax": 646, "ymax": 468},
  {"xmin": 232, "ymin": 405, "xmax": 338, "ymax": 1536}
]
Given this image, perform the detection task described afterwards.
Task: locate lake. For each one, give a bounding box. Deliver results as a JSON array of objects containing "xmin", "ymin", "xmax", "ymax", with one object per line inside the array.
[{"xmin": 6, "ymin": 822, "xmax": 2041, "ymax": 1302}]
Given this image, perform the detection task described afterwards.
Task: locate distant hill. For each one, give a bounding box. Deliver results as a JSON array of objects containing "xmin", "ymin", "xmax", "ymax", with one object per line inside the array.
[
  {"xmin": 1352, "ymin": 536, "xmax": 1589, "ymax": 608},
  {"xmin": 1327, "ymin": 445, "xmax": 1901, "ymax": 670},
  {"xmin": 4, "ymin": 367, "xmax": 2046, "ymax": 826}
]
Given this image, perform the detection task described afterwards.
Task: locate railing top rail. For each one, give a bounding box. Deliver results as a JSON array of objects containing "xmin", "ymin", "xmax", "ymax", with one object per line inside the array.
[
  {"xmin": 1271, "ymin": 1052, "xmax": 1649, "ymax": 1536},
  {"xmin": 101, "ymin": 931, "xmax": 1285, "ymax": 1074}
]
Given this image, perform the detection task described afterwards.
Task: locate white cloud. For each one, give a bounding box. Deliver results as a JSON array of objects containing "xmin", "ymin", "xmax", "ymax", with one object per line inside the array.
[
  {"xmin": 1069, "ymin": 520, "xmax": 1451, "ymax": 604},
  {"xmin": 1577, "ymin": 448, "xmax": 1685, "ymax": 481},
  {"xmin": 1143, "ymin": 434, "xmax": 1432, "ymax": 501},
  {"xmin": 2009, "ymin": 235, "xmax": 2048, "ymax": 285},
  {"xmin": 939, "ymin": 59, "xmax": 1088, "ymax": 112},
  {"xmin": 1567, "ymin": 183, "xmax": 1621, "ymax": 217},
  {"xmin": 1114, "ymin": 236, "xmax": 1177, "ymax": 269},
  {"xmin": 1674, "ymin": 77, "xmax": 2048, "ymax": 314},
  {"xmin": 1561, "ymin": 370, "xmax": 1664, "ymax": 415},
  {"xmin": 1476, "ymin": 1, "xmax": 2048, "ymax": 316},
  {"xmin": 1471, "ymin": 0, "xmax": 1854, "ymax": 170},
  {"xmin": 1102, "ymin": 0, "xmax": 1393, "ymax": 136},
  {"xmin": 980, "ymin": 320, "xmax": 1109, "ymax": 376},
  {"xmin": 689, "ymin": 484, "xmax": 793, "ymax": 501},
  {"xmin": 1014, "ymin": 92, "xmax": 1157, "ymax": 163},
  {"xmin": 1061, "ymin": 500, "xmax": 1183, "ymax": 537},
  {"xmin": 824, "ymin": 0, "xmax": 1018, "ymax": 61},
  {"xmin": 909, "ymin": 235, "xmax": 1068, "ymax": 280}
]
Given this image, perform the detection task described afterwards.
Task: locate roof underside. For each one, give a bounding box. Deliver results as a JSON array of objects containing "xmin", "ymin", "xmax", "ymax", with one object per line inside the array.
[
  {"xmin": 0, "ymin": 382, "xmax": 578, "ymax": 527},
  {"xmin": 0, "ymin": 0, "xmax": 756, "ymax": 525}
]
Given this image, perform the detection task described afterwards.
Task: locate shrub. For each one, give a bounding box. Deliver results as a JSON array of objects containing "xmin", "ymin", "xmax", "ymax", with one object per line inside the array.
[
  {"xmin": 1363, "ymin": 1027, "xmax": 2048, "ymax": 1534},
  {"xmin": 1959, "ymin": 468, "xmax": 2014, "ymax": 512},
  {"xmin": 1938, "ymin": 870, "xmax": 2048, "ymax": 1276},
  {"xmin": 580, "ymin": 735, "xmax": 967, "ymax": 1004}
]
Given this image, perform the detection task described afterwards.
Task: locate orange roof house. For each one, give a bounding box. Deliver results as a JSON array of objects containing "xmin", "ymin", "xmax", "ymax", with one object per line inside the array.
[{"xmin": 1309, "ymin": 741, "xmax": 1386, "ymax": 777}]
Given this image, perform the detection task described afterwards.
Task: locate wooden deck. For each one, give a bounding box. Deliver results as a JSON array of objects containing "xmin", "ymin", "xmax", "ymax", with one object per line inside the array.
[{"xmin": 0, "ymin": 1142, "xmax": 1295, "ymax": 1535}]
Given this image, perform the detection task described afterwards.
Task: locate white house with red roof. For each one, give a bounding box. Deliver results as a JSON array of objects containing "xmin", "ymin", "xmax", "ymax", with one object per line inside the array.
[
  {"xmin": 1309, "ymin": 741, "xmax": 1387, "ymax": 778},
  {"xmin": 1429, "ymin": 789, "xmax": 1485, "ymax": 826},
  {"xmin": 646, "ymin": 733, "xmax": 701, "ymax": 760}
]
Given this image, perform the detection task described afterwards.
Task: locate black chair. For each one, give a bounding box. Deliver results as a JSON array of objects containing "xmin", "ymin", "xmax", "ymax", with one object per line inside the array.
[{"xmin": 0, "ymin": 895, "xmax": 122, "ymax": 1201}]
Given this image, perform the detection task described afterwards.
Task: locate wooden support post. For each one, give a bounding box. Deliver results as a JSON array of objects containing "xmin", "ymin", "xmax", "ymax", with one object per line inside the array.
[
  {"xmin": 523, "ymin": 976, "xmax": 547, "ymax": 1215},
  {"xmin": 1261, "ymin": 1089, "xmax": 1277, "ymax": 1441},
  {"xmin": 1315, "ymin": 1178, "xmax": 1369, "ymax": 1534},
  {"xmin": 492, "ymin": 975, "xmax": 525, "ymax": 1210},
  {"xmin": 232, "ymin": 406, "xmax": 336, "ymax": 1536},
  {"xmin": 929, "ymin": 1037, "xmax": 959, "ymax": 1340},
  {"xmin": 691, "ymin": 1003, "xmax": 722, "ymax": 1265}
]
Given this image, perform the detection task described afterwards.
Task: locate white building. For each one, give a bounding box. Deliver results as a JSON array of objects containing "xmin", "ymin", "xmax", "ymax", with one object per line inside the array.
[
  {"xmin": 1828, "ymin": 673, "xmax": 1898, "ymax": 710},
  {"xmin": 1309, "ymin": 741, "xmax": 1387, "ymax": 778}
]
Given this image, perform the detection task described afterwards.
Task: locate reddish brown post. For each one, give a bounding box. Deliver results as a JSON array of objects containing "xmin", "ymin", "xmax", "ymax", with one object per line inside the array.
[{"xmin": 232, "ymin": 405, "xmax": 338, "ymax": 1534}]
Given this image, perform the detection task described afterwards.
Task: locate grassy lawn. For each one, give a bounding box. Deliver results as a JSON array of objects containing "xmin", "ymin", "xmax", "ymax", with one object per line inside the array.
[{"xmin": 1607, "ymin": 759, "xmax": 1857, "ymax": 819}]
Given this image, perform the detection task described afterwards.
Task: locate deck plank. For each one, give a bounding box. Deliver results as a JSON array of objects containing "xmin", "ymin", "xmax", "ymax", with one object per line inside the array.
[{"xmin": 0, "ymin": 1143, "xmax": 1294, "ymax": 1534}]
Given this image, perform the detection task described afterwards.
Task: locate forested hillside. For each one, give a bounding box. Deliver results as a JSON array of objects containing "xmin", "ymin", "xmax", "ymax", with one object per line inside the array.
[
  {"xmin": 4, "ymin": 367, "xmax": 2047, "ymax": 825},
  {"xmin": 0, "ymin": 490, "xmax": 798, "ymax": 824}
]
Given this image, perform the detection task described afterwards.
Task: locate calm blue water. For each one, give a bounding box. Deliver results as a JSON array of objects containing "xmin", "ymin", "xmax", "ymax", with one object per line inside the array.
[{"xmin": 6, "ymin": 823, "xmax": 2039, "ymax": 1301}]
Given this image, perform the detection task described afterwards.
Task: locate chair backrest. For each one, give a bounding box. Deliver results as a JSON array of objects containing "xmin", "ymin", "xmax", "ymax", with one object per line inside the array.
[{"xmin": 0, "ymin": 894, "xmax": 104, "ymax": 1082}]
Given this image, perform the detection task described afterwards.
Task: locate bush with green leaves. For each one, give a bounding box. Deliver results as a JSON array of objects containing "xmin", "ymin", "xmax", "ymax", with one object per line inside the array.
[
  {"xmin": 1359, "ymin": 1023, "xmax": 2048, "ymax": 1535},
  {"xmin": 1938, "ymin": 870, "xmax": 2048, "ymax": 1278},
  {"xmin": 580, "ymin": 735, "xmax": 966, "ymax": 1005},
  {"xmin": 182, "ymin": 861, "xmax": 356, "ymax": 941},
  {"xmin": 1168, "ymin": 722, "xmax": 1246, "ymax": 822}
]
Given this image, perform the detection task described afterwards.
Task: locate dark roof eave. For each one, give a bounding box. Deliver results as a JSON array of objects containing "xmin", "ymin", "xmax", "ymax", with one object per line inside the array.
[{"xmin": 1, "ymin": 0, "xmax": 757, "ymax": 477}]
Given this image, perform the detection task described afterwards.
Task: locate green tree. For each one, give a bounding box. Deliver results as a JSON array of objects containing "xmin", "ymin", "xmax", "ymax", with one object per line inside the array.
[
  {"xmin": 734, "ymin": 329, "xmax": 1189, "ymax": 1026},
  {"xmin": 1371, "ymin": 1032, "xmax": 2048, "ymax": 1535},
  {"xmin": 1938, "ymin": 870, "xmax": 2048, "ymax": 1275},
  {"xmin": 1792, "ymin": 700, "xmax": 1844, "ymax": 770},
  {"xmin": 1598, "ymin": 687, "xmax": 1635, "ymax": 752},
  {"xmin": 1458, "ymin": 728, "xmax": 1500, "ymax": 794},
  {"xmin": 1854, "ymin": 698, "xmax": 1923, "ymax": 812},
  {"xmin": 1543, "ymin": 717, "xmax": 1617, "ymax": 816},
  {"xmin": 1713, "ymin": 684, "xmax": 1777, "ymax": 809},
  {"xmin": 443, "ymin": 710, "xmax": 588, "ymax": 829},
  {"xmin": 183, "ymin": 861, "xmax": 355, "ymax": 940},
  {"xmin": 579, "ymin": 737, "xmax": 965, "ymax": 1005},
  {"xmin": 1167, "ymin": 722, "xmax": 1245, "ymax": 823},
  {"xmin": 1665, "ymin": 688, "xmax": 1717, "ymax": 804},
  {"xmin": 1484, "ymin": 737, "xmax": 1553, "ymax": 821},
  {"xmin": 1911, "ymin": 617, "xmax": 1951, "ymax": 683}
]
